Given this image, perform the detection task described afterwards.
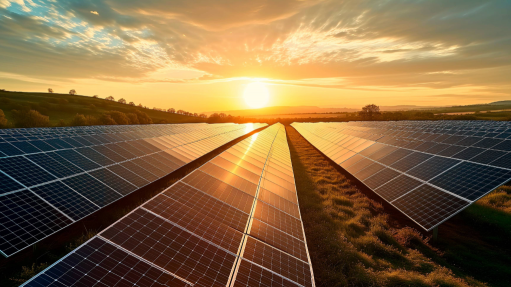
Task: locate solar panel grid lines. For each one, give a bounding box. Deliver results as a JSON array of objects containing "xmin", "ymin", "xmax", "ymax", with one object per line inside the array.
[
  {"xmin": 1, "ymin": 123, "xmax": 266, "ymax": 257},
  {"xmin": 293, "ymin": 121, "xmax": 511, "ymax": 231},
  {"xmin": 22, "ymin": 123, "xmax": 315, "ymax": 287}
]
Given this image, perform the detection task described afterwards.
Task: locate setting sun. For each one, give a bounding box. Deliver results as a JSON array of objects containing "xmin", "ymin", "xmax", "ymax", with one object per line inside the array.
[{"xmin": 243, "ymin": 82, "xmax": 270, "ymax": 109}]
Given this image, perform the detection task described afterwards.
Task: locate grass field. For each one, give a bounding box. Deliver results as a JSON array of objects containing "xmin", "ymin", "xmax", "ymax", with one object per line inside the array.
[
  {"xmin": 0, "ymin": 91, "xmax": 205, "ymax": 126},
  {"xmin": 287, "ymin": 126, "xmax": 511, "ymax": 287}
]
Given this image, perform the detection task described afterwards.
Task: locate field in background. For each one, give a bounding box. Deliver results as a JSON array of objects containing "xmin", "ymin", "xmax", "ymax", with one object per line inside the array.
[
  {"xmin": 251, "ymin": 113, "xmax": 348, "ymax": 119},
  {"xmin": 287, "ymin": 126, "xmax": 511, "ymax": 287},
  {"xmin": 0, "ymin": 91, "xmax": 205, "ymax": 126}
]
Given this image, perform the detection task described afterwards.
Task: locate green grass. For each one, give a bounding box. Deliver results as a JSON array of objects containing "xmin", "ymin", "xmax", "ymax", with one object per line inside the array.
[
  {"xmin": 287, "ymin": 126, "xmax": 511, "ymax": 287},
  {"xmin": 0, "ymin": 90, "xmax": 205, "ymax": 125}
]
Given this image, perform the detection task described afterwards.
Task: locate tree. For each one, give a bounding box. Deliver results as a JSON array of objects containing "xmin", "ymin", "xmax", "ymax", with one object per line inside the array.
[
  {"xmin": 168, "ymin": 108, "xmax": 175, "ymax": 113},
  {"xmin": 177, "ymin": 109, "xmax": 184, "ymax": 114},
  {"xmin": 93, "ymin": 95, "xmax": 99, "ymax": 98},
  {"xmin": 99, "ymin": 114, "xmax": 117, "ymax": 125},
  {"xmin": 0, "ymin": 109, "xmax": 8, "ymax": 128},
  {"xmin": 126, "ymin": 113, "xmax": 139, "ymax": 124},
  {"xmin": 69, "ymin": 89, "xmax": 76, "ymax": 95},
  {"xmin": 71, "ymin": 114, "xmax": 97, "ymax": 126},
  {"xmin": 11, "ymin": 109, "xmax": 50, "ymax": 128},
  {"xmin": 129, "ymin": 102, "xmax": 135, "ymax": 106},
  {"xmin": 359, "ymin": 104, "xmax": 381, "ymax": 120},
  {"xmin": 193, "ymin": 113, "xmax": 198, "ymax": 117},
  {"xmin": 134, "ymin": 110, "xmax": 153, "ymax": 124},
  {"xmin": 105, "ymin": 111, "xmax": 130, "ymax": 125},
  {"xmin": 118, "ymin": 98, "xmax": 126, "ymax": 104},
  {"xmin": 138, "ymin": 103, "xmax": 143, "ymax": 107},
  {"xmin": 199, "ymin": 113, "xmax": 207, "ymax": 118},
  {"xmin": 105, "ymin": 96, "xmax": 115, "ymax": 101},
  {"xmin": 48, "ymin": 88, "xmax": 53, "ymax": 93},
  {"xmin": 219, "ymin": 113, "xmax": 227, "ymax": 118}
]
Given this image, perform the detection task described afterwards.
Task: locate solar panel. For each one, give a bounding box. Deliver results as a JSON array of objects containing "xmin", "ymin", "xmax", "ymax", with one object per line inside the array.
[
  {"xmin": 23, "ymin": 123, "xmax": 315, "ymax": 287},
  {"xmin": 292, "ymin": 121, "xmax": 511, "ymax": 231},
  {"xmin": 0, "ymin": 123, "xmax": 266, "ymax": 257}
]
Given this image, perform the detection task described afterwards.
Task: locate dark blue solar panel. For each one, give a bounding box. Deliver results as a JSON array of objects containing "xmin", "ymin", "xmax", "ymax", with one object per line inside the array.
[
  {"xmin": 0, "ymin": 142, "xmax": 23, "ymax": 156},
  {"xmin": 62, "ymin": 174, "xmax": 122, "ymax": 207},
  {"xmin": 28, "ymin": 140, "xmax": 56, "ymax": 152},
  {"xmin": 0, "ymin": 190, "xmax": 72, "ymax": 256},
  {"xmin": 31, "ymin": 181, "xmax": 99, "ymax": 221},
  {"xmin": 429, "ymin": 162, "xmax": 511, "ymax": 201},
  {"xmin": 61, "ymin": 137, "xmax": 84, "ymax": 148},
  {"xmin": 55, "ymin": 149, "xmax": 101, "ymax": 171},
  {"xmin": 407, "ymin": 156, "xmax": 460, "ymax": 181},
  {"xmin": 0, "ymin": 156, "xmax": 56, "ymax": 187},
  {"xmin": 26, "ymin": 153, "xmax": 82, "ymax": 178},
  {"xmin": 89, "ymin": 169, "xmax": 137, "ymax": 196},
  {"xmin": 45, "ymin": 139, "xmax": 73, "ymax": 149},
  {"xmin": 76, "ymin": 147, "xmax": 115, "ymax": 166},
  {"xmin": 0, "ymin": 172, "xmax": 25, "ymax": 194},
  {"xmin": 390, "ymin": 152, "xmax": 432, "ymax": 172},
  {"xmin": 10, "ymin": 141, "xmax": 41, "ymax": 154}
]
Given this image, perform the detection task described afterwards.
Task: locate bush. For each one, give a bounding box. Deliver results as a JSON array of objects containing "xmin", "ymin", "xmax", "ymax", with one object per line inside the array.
[
  {"xmin": 99, "ymin": 114, "xmax": 117, "ymax": 125},
  {"xmin": 105, "ymin": 111, "xmax": 130, "ymax": 125},
  {"xmin": 0, "ymin": 109, "xmax": 8, "ymax": 128},
  {"xmin": 126, "ymin": 113, "xmax": 139, "ymax": 124},
  {"xmin": 11, "ymin": 109, "xmax": 50, "ymax": 128},
  {"xmin": 70, "ymin": 114, "xmax": 97, "ymax": 126},
  {"xmin": 134, "ymin": 110, "xmax": 153, "ymax": 124}
]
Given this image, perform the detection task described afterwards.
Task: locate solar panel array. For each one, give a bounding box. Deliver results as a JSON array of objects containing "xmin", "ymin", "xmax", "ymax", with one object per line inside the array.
[
  {"xmin": 292, "ymin": 121, "xmax": 511, "ymax": 231},
  {"xmin": 0, "ymin": 123, "xmax": 266, "ymax": 257},
  {"xmin": 23, "ymin": 123, "xmax": 315, "ymax": 287}
]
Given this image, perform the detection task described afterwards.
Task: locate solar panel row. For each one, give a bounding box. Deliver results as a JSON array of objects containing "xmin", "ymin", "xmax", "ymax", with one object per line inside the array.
[
  {"xmin": 22, "ymin": 123, "xmax": 315, "ymax": 287},
  {"xmin": 0, "ymin": 123, "xmax": 266, "ymax": 257},
  {"xmin": 292, "ymin": 121, "xmax": 511, "ymax": 231}
]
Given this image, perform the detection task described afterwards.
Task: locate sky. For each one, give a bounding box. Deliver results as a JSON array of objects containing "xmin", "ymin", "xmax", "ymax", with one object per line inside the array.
[{"xmin": 0, "ymin": 0, "xmax": 510, "ymax": 113}]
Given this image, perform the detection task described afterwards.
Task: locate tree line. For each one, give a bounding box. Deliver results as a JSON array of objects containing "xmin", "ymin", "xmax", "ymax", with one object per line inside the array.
[
  {"xmin": 0, "ymin": 107, "xmax": 155, "ymax": 129},
  {"xmin": 47, "ymin": 88, "xmax": 206, "ymax": 118}
]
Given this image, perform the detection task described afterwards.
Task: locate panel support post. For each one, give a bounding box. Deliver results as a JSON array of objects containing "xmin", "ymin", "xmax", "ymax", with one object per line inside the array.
[{"xmin": 432, "ymin": 226, "xmax": 439, "ymax": 241}]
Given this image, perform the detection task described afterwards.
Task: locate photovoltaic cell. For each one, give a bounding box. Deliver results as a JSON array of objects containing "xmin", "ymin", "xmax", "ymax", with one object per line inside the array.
[
  {"xmin": 62, "ymin": 173, "xmax": 124, "ymax": 206},
  {"xmin": 0, "ymin": 190, "xmax": 72, "ymax": 257},
  {"xmin": 0, "ymin": 172, "xmax": 24, "ymax": 195},
  {"xmin": 89, "ymin": 168, "xmax": 137, "ymax": 196},
  {"xmin": 293, "ymin": 121, "xmax": 511, "ymax": 231},
  {"xmin": 31, "ymin": 181, "xmax": 99, "ymax": 221},
  {"xmin": 22, "ymin": 237, "xmax": 190, "ymax": 287},
  {"xmin": 392, "ymin": 185, "xmax": 470, "ymax": 230},
  {"xmin": 26, "ymin": 153, "xmax": 81, "ymax": 178},
  {"xmin": 22, "ymin": 123, "xmax": 315, "ymax": 287},
  {"xmin": 0, "ymin": 156, "xmax": 56, "ymax": 187},
  {"xmin": 429, "ymin": 162, "xmax": 511, "ymax": 201},
  {"xmin": 100, "ymin": 209, "xmax": 236, "ymax": 287}
]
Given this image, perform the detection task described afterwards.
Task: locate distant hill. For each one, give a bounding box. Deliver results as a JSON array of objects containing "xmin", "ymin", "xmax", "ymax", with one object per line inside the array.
[
  {"xmin": 488, "ymin": 100, "xmax": 511, "ymax": 106},
  {"xmin": 206, "ymin": 104, "xmax": 443, "ymax": 117},
  {"xmin": 380, "ymin": 105, "xmax": 441, "ymax": 111},
  {"xmin": 0, "ymin": 90, "xmax": 205, "ymax": 126},
  {"xmin": 205, "ymin": 106, "xmax": 358, "ymax": 117}
]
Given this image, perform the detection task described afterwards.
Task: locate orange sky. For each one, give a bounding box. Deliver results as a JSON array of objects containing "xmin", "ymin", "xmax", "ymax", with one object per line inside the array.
[{"xmin": 1, "ymin": 1, "xmax": 510, "ymax": 113}]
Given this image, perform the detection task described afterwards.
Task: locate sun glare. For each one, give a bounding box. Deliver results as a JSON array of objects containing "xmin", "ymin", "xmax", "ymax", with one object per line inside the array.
[{"xmin": 243, "ymin": 82, "xmax": 270, "ymax": 109}]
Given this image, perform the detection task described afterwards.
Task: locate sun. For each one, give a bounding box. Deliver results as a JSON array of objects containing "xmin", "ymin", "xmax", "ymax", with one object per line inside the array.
[{"xmin": 243, "ymin": 82, "xmax": 270, "ymax": 109}]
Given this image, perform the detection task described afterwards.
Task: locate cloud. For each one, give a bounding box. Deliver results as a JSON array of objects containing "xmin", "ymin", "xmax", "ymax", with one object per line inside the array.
[{"xmin": 0, "ymin": 0, "xmax": 510, "ymax": 100}]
